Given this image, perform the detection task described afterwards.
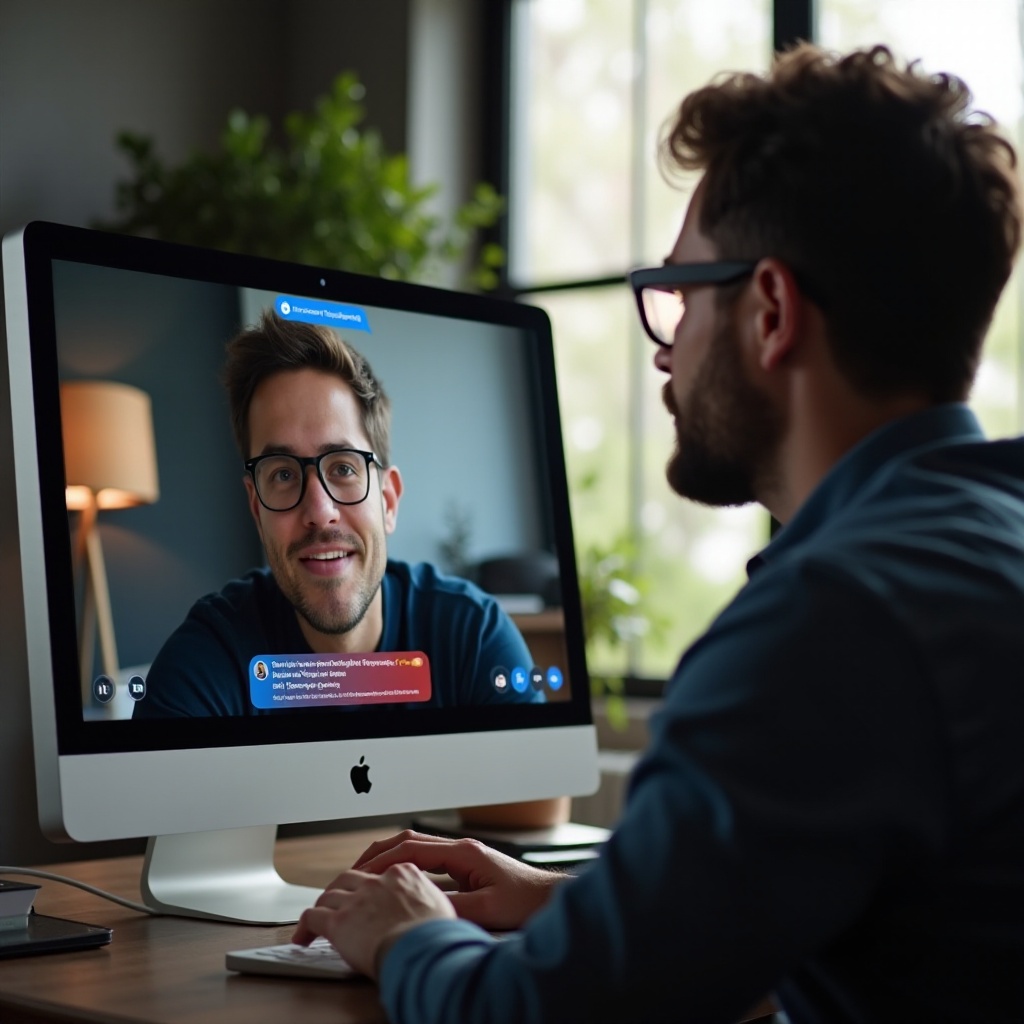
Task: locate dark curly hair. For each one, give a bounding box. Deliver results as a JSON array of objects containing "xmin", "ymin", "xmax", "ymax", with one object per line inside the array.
[{"xmin": 662, "ymin": 43, "xmax": 1022, "ymax": 402}]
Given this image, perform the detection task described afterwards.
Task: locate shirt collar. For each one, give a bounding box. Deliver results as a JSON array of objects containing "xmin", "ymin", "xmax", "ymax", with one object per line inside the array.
[{"xmin": 747, "ymin": 403, "xmax": 986, "ymax": 576}]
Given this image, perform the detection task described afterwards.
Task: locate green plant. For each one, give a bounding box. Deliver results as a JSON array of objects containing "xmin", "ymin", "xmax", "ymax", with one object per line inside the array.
[
  {"xmin": 96, "ymin": 72, "xmax": 504, "ymax": 289},
  {"xmin": 574, "ymin": 474, "xmax": 666, "ymax": 729},
  {"xmin": 437, "ymin": 501, "xmax": 474, "ymax": 578},
  {"xmin": 577, "ymin": 535, "xmax": 644, "ymax": 731}
]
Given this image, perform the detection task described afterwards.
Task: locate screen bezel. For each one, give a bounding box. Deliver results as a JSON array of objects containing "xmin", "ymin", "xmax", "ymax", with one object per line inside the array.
[{"xmin": 12, "ymin": 221, "xmax": 592, "ymax": 757}]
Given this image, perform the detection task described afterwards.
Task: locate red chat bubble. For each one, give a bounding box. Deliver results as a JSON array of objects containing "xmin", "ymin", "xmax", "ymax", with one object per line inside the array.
[{"xmin": 249, "ymin": 652, "xmax": 432, "ymax": 709}]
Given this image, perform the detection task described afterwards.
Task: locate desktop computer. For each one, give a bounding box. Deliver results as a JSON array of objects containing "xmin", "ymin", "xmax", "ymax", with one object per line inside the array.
[{"xmin": 2, "ymin": 222, "xmax": 599, "ymax": 924}]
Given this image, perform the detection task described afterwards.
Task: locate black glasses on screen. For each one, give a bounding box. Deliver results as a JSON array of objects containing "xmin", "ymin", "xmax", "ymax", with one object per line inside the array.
[{"xmin": 245, "ymin": 448, "xmax": 380, "ymax": 511}]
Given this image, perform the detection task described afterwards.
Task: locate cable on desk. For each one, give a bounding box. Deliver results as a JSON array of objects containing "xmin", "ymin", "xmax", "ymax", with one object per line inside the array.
[{"xmin": 0, "ymin": 865, "xmax": 160, "ymax": 915}]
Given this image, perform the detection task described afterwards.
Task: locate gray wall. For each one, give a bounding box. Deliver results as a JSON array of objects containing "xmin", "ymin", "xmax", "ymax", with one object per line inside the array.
[
  {"xmin": 56, "ymin": 263, "xmax": 262, "ymax": 674},
  {"xmin": 0, "ymin": 0, "xmax": 418, "ymax": 864}
]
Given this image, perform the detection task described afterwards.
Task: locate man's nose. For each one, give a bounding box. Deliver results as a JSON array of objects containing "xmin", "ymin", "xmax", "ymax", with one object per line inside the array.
[
  {"xmin": 299, "ymin": 465, "xmax": 341, "ymax": 526},
  {"xmin": 654, "ymin": 344, "xmax": 672, "ymax": 373}
]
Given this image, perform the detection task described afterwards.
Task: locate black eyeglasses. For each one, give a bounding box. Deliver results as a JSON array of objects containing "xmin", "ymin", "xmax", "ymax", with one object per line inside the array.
[
  {"xmin": 244, "ymin": 449, "xmax": 381, "ymax": 512},
  {"xmin": 628, "ymin": 261, "xmax": 758, "ymax": 347}
]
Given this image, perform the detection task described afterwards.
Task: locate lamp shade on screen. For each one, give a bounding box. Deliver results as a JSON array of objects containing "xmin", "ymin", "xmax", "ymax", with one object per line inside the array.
[
  {"xmin": 60, "ymin": 379, "xmax": 160, "ymax": 703},
  {"xmin": 61, "ymin": 380, "xmax": 159, "ymax": 510}
]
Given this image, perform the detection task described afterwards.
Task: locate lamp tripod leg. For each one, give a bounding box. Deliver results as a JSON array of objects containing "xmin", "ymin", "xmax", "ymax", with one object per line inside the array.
[
  {"xmin": 77, "ymin": 500, "xmax": 120, "ymax": 702},
  {"xmin": 85, "ymin": 523, "xmax": 120, "ymax": 681}
]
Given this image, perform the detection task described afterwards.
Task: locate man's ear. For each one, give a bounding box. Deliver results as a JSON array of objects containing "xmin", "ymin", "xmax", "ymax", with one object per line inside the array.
[
  {"xmin": 749, "ymin": 258, "xmax": 804, "ymax": 372},
  {"xmin": 243, "ymin": 475, "xmax": 265, "ymax": 542},
  {"xmin": 380, "ymin": 465, "xmax": 403, "ymax": 535}
]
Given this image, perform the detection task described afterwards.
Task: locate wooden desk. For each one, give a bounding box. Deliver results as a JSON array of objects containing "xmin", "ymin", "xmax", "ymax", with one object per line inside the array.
[
  {"xmin": 0, "ymin": 830, "xmax": 396, "ymax": 1024},
  {"xmin": 0, "ymin": 830, "xmax": 776, "ymax": 1024}
]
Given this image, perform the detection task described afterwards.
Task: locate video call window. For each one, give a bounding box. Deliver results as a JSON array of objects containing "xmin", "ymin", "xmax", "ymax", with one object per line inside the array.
[{"xmin": 55, "ymin": 264, "xmax": 573, "ymax": 722}]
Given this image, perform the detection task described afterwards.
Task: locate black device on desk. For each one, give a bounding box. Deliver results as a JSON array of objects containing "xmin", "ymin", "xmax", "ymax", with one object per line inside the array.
[
  {"xmin": 0, "ymin": 912, "xmax": 111, "ymax": 959},
  {"xmin": 0, "ymin": 879, "xmax": 111, "ymax": 959}
]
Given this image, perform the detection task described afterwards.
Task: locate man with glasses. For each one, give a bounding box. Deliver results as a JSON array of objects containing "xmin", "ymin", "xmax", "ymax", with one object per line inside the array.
[
  {"xmin": 136, "ymin": 311, "xmax": 540, "ymax": 717},
  {"xmin": 291, "ymin": 44, "xmax": 1024, "ymax": 1024}
]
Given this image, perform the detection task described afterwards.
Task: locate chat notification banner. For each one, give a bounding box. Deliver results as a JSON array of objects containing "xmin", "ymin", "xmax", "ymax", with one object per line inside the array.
[
  {"xmin": 249, "ymin": 652, "xmax": 432, "ymax": 709},
  {"xmin": 275, "ymin": 295, "xmax": 371, "ymax": 332}
]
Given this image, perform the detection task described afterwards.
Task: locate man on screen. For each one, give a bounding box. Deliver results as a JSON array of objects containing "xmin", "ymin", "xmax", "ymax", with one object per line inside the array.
[
  {"xmin": 291, "ymin": 44, "xmax": 1024, "ymax": 1023},
  {"xmin": 136, "ymin": 312, "xmax": 542, "ymax": 717}
]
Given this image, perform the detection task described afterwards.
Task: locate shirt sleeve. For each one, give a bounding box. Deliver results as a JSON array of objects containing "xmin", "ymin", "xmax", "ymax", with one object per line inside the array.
[
  {"xmin": 378, "ymin": 559, "xmax": 949, "ymax": 1023},
  {"xmin": 449, "ymin": 592, "xmax": 544, "ymax": 705},
  {"xmin": 133, "ymin": 603, "xmax": 250, "ymax": 718}
]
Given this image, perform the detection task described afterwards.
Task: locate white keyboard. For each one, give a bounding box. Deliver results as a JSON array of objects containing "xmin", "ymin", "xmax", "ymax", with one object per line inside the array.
[{"xmin": 225, "ymin": 937, "xmax": 359, "ymax": 980}]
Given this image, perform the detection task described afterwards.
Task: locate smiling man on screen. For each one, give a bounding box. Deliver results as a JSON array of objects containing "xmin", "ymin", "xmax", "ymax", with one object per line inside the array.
[
  {"xmin": 293, "ymin": 44, "xmax": 1024, "ymax": 1024},
  {"xmin": 136, "ymin": 313, "xmax": 542, "ymax": 717}
]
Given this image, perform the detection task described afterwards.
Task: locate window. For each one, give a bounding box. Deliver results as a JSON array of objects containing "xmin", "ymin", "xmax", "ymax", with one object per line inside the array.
[
  {"xmin": 506, "ymin": 0, "xmax": 772, "ymax": 684},
  {"xmin": 500, "ymin": 0, "xmax": 1024, "ymax": 685}
]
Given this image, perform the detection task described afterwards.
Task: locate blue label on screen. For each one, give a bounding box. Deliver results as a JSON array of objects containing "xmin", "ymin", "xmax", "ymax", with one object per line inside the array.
[{"xmin": 275, "ymin": 295, "xmax": 371, "ymax": 332}]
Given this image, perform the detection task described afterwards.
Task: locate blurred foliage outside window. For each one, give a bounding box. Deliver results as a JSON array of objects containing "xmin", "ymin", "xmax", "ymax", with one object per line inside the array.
[{"xmin": 511, "ymin": 0, "xmax": 773, "ymax": 685}]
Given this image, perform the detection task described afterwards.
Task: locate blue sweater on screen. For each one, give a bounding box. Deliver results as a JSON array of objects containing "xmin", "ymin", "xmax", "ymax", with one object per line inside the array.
[
  {"xmin": 136, "ymin": 560, "xmax": 541, "ymax": 716},
  {"xmin": 381, "ymin": 404, "xmax": 1024, "ymax": 1024}
]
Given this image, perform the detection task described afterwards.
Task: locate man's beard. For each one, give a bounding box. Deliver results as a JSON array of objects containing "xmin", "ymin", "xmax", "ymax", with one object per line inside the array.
[
  {"xmin": 272, "ymin": 530, "xmax": 384, "ymax": 637},
  {"xmin": 664, "ymin": 313, "xmax": 782, "ymax": 508},
  {"xmin": 290, "ymin": 572, "xmax": 381, "ymax": 637}
]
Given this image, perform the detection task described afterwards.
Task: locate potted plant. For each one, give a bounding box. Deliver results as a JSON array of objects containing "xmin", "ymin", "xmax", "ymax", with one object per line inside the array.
[{"xmin": 95, "ymin": 72, "xmax": 504, "ymax": 289}]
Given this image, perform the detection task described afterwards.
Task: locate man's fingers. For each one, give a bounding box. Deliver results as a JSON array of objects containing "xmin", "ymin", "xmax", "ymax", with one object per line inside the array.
[
  {"xmin": 314, "ymin": 866, "xmax": 377, "ymax": 893},
  {"xmin": 291, "ymin": 862, "xmax": 455, "ymax": 979},
  {"xmin": 323, "ymin": 870, "xmax": 373, "ymax": 892},
  {"xmin": 358, "ymin": 837, "xmax": 492, "ymax": 879},
  {"xmin": 444, "ymin": 888, "xmax": 491, "ymax": 919},
  {"xmin": 292, "ymin": 904, "xmax": 338, "ymax": 945},
  {"xmin": 312, "ymin": 838, "xmax": 553, "ymax": 932},
  {"xmin": 291, "ymin": 877, "xmax": 366, "ymax": 944},
  {"xmin": 351, "ymin": 829, "xmax": 452, "ymax": 870}
]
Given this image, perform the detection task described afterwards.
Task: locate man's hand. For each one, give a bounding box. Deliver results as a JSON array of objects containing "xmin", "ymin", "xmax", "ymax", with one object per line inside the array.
[
  {"xmin": 350, "ymin": 829, "xmax": 563, "ymax": 931},
  {"xmin": 292, "ymin": 830, "xmax": 566, "ymax": 978},
  {"xmin": 291, "ymin": 862, "xmax": 455, "ymax": 980}
]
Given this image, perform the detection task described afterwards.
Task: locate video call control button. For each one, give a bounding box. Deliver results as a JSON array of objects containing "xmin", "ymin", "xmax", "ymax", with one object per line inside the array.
[
  {"xmin": 92, "ymin": 675, "xmax": 115, "ymax": 704},
  {"xmin": 510, "ymin": 666, "xmax": 529, "ymax": 694},
  {"xmin": 546, "ymin": 667, "xmax": 564, "ymax": 692},
  {"xmin": 491, "ymin": 665, "xmax": 510, "ymax": 694},
  {"xmin": 529, "ymin": 667, "xmax": 545, "ymax": 692},
  {"xmin": 127, "ymin": 675, "xmax": 147, "ymax": 702}
]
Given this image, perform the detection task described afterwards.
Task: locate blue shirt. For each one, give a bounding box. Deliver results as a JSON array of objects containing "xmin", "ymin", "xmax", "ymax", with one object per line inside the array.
[
  {"xmin": 136, "ymin": 559, "xmax": 541, "ymax": 716},
  {"xmin": 381, "ymin": 405, "xmax": 1024, "ymax": 1023}
]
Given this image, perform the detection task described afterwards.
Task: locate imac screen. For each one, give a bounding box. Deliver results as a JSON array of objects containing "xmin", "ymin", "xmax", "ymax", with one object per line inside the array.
[{"xmin": 8, "ymin": 224, "xmax": 590, "ymax": 752}]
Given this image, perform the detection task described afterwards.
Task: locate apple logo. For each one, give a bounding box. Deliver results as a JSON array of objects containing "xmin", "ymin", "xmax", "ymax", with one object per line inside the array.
[{"xmin": 350, "ymin": 756, "xmax": 372, "ymax": 794}]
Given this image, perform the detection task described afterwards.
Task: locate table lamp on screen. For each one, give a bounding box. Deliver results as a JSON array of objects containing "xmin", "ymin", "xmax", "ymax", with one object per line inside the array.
[{"xmin": 61, "ymin": 380, "xmax": 159, "ymax": 706}]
